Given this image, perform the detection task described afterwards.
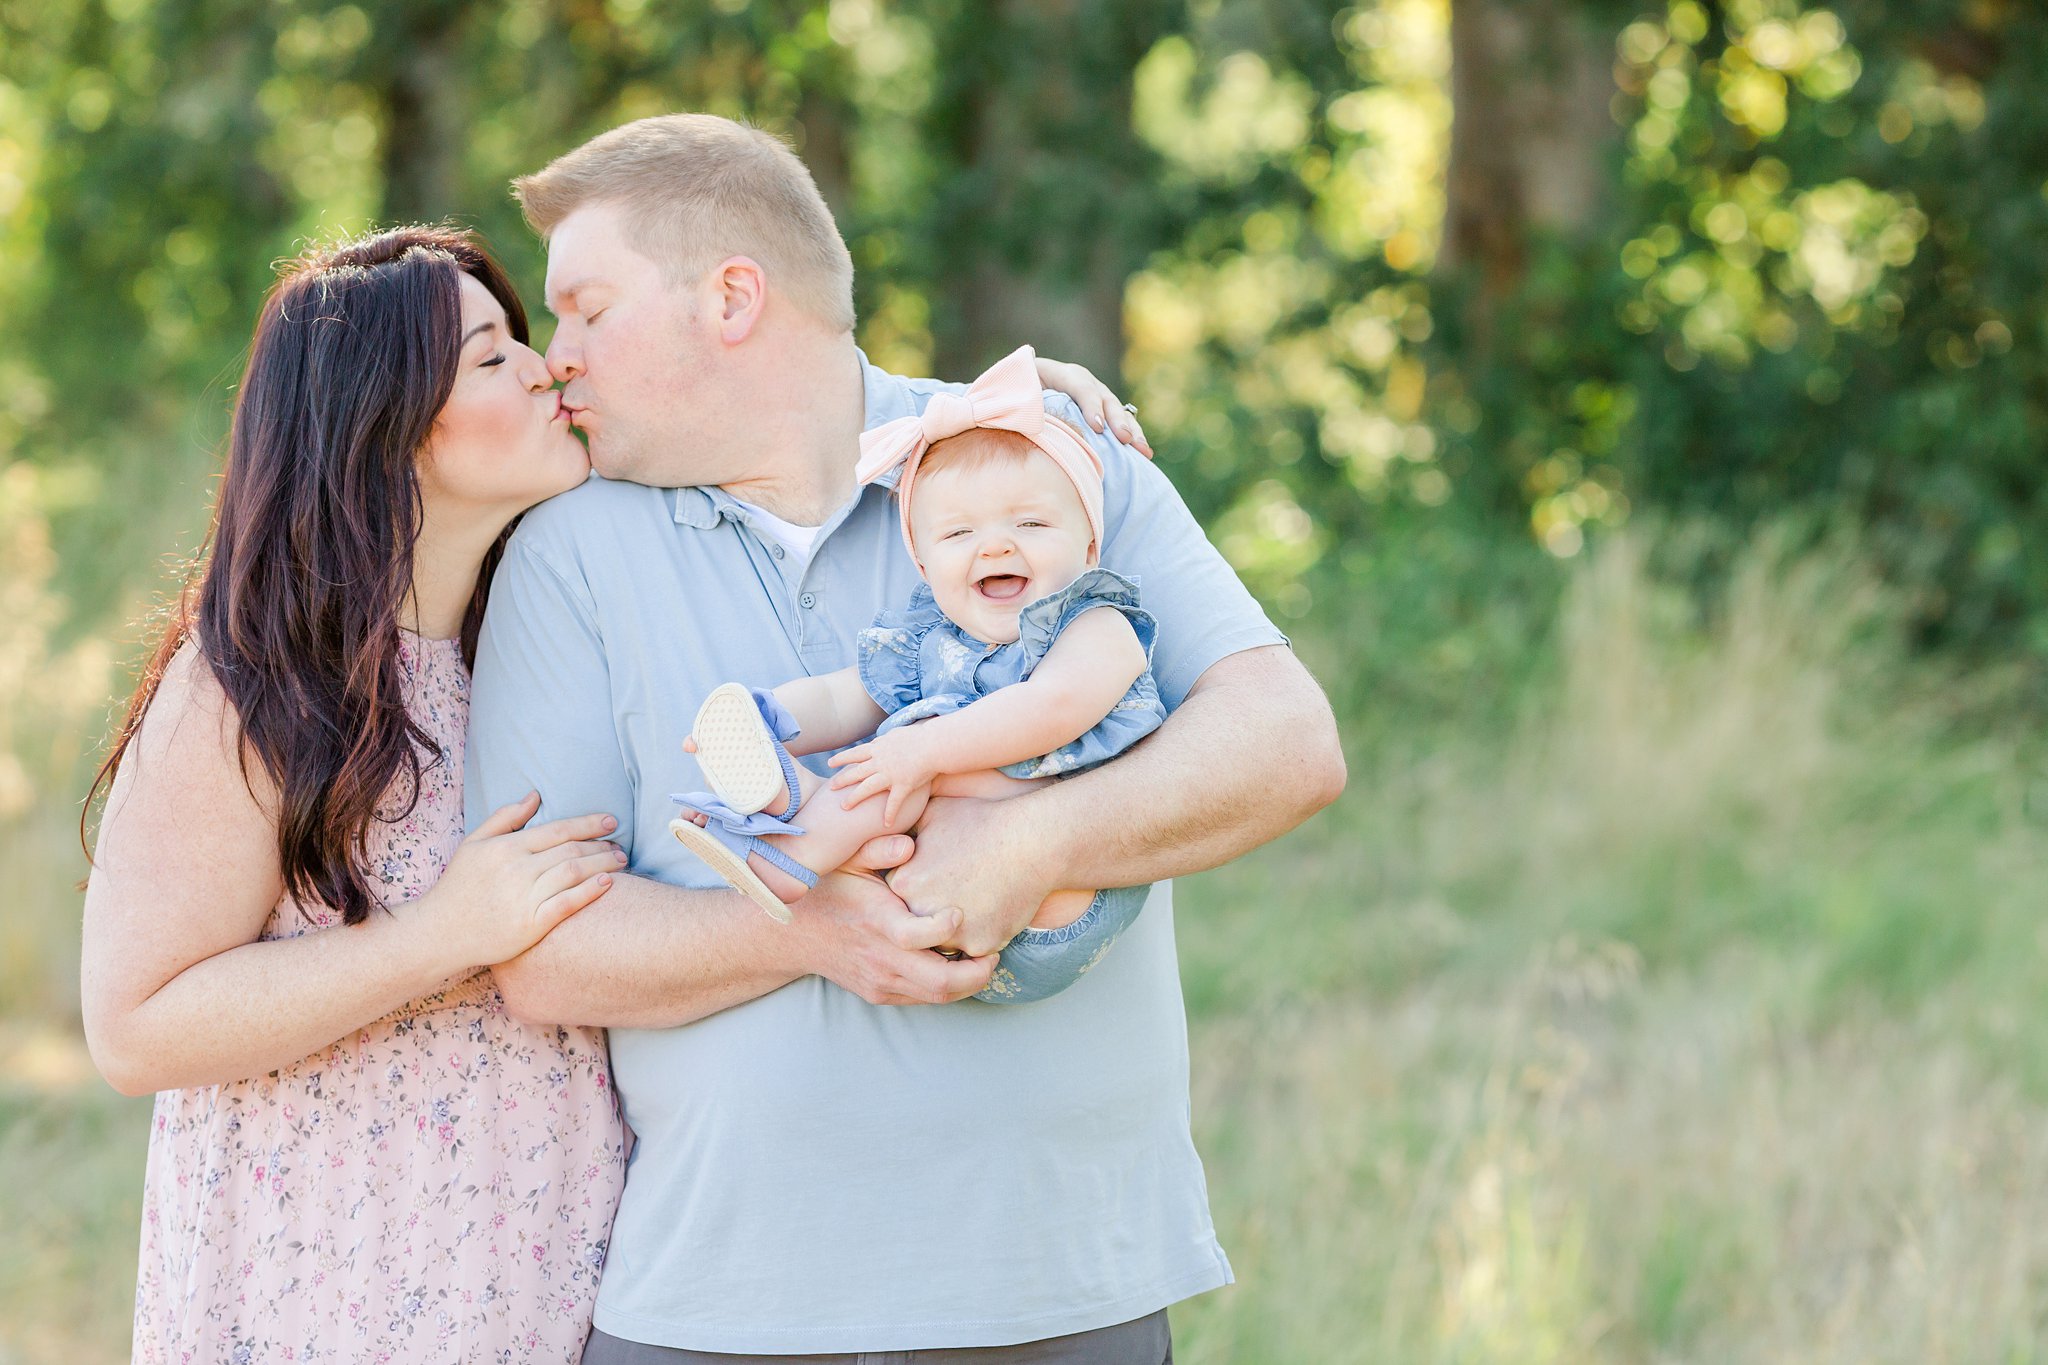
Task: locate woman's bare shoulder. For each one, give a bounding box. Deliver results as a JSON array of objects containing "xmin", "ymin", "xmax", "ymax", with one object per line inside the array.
[{"xmin": 115, "ymin": 637, "xmax": 278, "ymax": 817}]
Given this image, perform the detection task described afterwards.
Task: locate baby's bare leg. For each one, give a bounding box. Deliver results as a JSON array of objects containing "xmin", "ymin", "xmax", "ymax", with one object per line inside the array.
[
  {"xmin": 747, "ymin": 783, "xmax": 932, "ymax": 903},
  {"xmin": 758, "ymin": 762, "xmax": 823, "ymax": 818},
  {"xmin": 1025, "ymin": 889, "xmax": 1096, "ymax": 931},
  {"xmin": 926, "ymin": 770, "xmax": 1095, "ymax": 931}
]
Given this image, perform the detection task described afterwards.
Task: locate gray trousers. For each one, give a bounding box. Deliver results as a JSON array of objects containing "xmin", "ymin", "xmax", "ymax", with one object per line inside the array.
[{"xmin": 580, "ymin": 1310, "xmax": 1171, "ymax": 1365}]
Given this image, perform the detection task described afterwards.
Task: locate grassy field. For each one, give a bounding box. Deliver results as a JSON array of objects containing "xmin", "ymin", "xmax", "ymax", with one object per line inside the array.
[{"xmin": 5, "ymin": 524, "xmax": 2047, "ymax": 1362}]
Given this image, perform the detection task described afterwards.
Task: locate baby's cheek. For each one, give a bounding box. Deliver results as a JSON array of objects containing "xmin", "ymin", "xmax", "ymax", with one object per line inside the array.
[{"xmin": 930, "ymin": 580, "xmax": 977, "ymax": 623}]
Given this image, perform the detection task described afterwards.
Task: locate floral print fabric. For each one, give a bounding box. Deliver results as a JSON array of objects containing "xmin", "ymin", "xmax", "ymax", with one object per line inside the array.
[{"xmin": 132, "ymin": 633, "xmax": 625, "ymax": 1364}]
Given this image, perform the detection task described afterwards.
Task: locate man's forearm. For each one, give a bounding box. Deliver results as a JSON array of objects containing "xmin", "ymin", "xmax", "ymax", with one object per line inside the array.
[
  {"xmin": 1020, "ymin": 646, "xmax": 1345, "ymax": 889},
  {"xmin": 492, "ymin": 873, "xmax": 804, "ymax": 1029}
]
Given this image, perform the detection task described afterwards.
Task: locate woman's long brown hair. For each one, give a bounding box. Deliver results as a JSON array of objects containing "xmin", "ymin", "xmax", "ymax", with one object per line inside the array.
[{"xmin": 85, "ymin": 226, "xmax": 531, "ymax": 925}]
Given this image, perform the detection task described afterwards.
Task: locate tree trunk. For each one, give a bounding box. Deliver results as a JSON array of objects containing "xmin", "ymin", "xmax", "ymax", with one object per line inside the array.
[
  {"xmin": 1442, "ymin": 0, "xmax": 1614, "ymax": 310},
  {"xmin": 946, "ymin": 49, "xmax": 1131, "ymax": 383},
  {"xmin": 797, "ymin": 82, "xmax": 856, "ymax": 227},
  {"xmin": 922, "ymin": 0, "xmax": 1167, "ymax": 384},
  {"xmin": 377, "ymin": 5, "xmax": 468, "ymax": 224}
]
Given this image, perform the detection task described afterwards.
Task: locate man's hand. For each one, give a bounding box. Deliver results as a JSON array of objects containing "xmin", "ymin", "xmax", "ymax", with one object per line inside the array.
[
  {"xmin": 888, "ymin": 796, "xmax": 1053, "ymax": 958},
  {"xmin": 791, "ymin": 834, "xmax": 998, "ymax": 1004}
]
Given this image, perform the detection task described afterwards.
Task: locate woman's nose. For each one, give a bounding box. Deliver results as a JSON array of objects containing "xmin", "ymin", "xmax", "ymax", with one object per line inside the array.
[{"xmin": 517, "ymin": 343, "xmax": 554, "ymax": 391}]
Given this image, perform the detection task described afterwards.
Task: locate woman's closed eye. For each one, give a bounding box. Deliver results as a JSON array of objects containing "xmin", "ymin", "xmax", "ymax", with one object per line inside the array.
[{"xmin": 480, "ymin": 355, "xmax": 506, "ymax": 368}]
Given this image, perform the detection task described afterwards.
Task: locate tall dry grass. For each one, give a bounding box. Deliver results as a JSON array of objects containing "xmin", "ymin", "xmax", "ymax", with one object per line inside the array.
[{"xmin": 1173, "ymin": 523, "xmax": 2048, "ymax": 1362}]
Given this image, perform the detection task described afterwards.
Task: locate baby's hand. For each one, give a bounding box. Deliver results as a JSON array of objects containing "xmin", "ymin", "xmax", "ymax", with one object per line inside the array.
[{"xmin": 828, "ymin": 729, "xmax": 937, "ymax": 827}]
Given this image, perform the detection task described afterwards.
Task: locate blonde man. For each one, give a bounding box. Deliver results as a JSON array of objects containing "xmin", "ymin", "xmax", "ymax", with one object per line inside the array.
[{"xmin": 468, "ymin": 113, "xmax": 1345, "ymax": 1363}]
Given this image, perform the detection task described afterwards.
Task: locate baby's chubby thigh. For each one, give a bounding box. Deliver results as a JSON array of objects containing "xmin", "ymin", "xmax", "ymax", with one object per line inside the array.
[{"xmin": 1029, "ymin": 888, "xmax": 1095, "ymax": 930}]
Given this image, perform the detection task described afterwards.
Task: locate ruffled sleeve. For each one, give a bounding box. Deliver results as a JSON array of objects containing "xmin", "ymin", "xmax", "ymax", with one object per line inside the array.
[
  {"xmin": 857, "ymin": 582, "xmax": 953, "ymax": 713},
  {"xmin": 1014, "ymin": 567, "xmax": 1158, "ymax": 673}
]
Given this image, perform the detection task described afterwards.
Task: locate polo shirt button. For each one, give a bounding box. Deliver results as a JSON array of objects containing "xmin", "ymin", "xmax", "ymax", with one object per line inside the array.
[
  {"xmin": 771, "ymin": 544, "xmax": 785, "ymax": 559},
  {"xmin": 799, "ymin": 592, "xmax": 817, "ymax": 609}
]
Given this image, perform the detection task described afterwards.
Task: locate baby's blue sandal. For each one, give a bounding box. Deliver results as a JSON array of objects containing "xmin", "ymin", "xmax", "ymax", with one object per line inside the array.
[
  {"xmin": 669, "ymin": 793, "xmax": 816, "ymax": 923},
  {"xmin": 690, "ymin": 682, "xmax": 805, "ymax": 816}
]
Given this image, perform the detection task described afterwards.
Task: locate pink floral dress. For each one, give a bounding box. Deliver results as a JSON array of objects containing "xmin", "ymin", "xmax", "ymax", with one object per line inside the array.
[{"xmin": 133, "ymin": 633, "xmax": 625, "ymax": 1365}]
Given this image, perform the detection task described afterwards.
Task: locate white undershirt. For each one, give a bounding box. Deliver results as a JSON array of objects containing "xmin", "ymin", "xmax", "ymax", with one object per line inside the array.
[{"xmin": 728, "ymin": 496, "xmax": 825, "ymax": 568}]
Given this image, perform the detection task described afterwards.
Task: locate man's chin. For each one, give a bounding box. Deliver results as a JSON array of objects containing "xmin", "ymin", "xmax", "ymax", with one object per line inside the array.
[{"xmin": 584, "ymin": 438, "xmax": 633, "ymax": 483}]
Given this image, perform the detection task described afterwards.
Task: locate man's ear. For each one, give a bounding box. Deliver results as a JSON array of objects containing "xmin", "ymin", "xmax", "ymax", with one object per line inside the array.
[{"xmin": 712, "ymin": 256, "xmax": 768, "ymax": 345}]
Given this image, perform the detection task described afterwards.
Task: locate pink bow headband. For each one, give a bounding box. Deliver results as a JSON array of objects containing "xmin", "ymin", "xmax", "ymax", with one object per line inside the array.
[{"xmin": 855, "ymin": 345, "xmax": 1105, "ymax": 564}]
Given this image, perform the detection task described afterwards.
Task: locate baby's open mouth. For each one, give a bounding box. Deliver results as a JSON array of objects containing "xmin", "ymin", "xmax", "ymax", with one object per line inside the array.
[{"xmin": 973, "ymin": 573, "xmax": 1031, "ymax": 603}]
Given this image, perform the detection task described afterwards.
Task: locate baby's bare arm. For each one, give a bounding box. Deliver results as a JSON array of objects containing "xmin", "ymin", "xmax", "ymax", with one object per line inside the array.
[
  {"xmin": 864, "ymin": 608, "xmax": 1146, "ymax": 779},
  {"xmin": 772, "ymin": 667, "xmax": 888, "ymax": 756}
]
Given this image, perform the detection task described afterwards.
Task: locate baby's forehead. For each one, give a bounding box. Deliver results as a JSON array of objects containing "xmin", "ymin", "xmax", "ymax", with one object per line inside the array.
[
  {"xmin": 920, "ymin": 445, "xmax": 1067, "ymax": 493},
  {"xmin": 915, "ymin": 452, "xmax": 1084, "ymax": 516}
]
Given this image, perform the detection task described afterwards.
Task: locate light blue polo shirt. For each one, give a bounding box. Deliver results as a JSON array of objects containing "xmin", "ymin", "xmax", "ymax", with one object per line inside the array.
[{"xmin": 464, "ymin": 354, "xmax": 1287, "ymax": 1353}]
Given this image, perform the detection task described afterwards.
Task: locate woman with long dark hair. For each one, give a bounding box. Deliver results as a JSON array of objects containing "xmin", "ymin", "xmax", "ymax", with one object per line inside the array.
[{"xmin": 81, "ymin": 226, "xmax": 629, "ymax": 1361}]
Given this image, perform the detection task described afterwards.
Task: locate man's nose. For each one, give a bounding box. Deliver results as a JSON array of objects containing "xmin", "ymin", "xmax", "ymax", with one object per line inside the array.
[{"xmin": 546, "ymin": 335, "xmax": 581, "ymax": 383}]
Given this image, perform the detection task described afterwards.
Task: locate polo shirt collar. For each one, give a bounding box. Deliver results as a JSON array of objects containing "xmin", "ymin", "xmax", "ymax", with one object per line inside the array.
[{"xmin": 670, "ymin": 485, "xmax": 726, "ymax": 528}]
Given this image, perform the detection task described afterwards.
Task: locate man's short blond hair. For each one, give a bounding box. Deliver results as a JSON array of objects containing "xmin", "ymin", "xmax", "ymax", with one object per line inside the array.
[{"xmin": 514, "ymin": 113, "xmax": 855, "ymax": 333}]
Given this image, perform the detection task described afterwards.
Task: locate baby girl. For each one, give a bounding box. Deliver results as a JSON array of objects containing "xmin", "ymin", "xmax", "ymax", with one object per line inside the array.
[{"xmin": 670, "ymin": 346, "xmax": 1166, "ymax": 1002}]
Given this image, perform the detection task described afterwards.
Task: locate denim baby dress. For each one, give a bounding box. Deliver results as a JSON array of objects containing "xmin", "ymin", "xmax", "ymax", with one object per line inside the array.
[{"xmin": 856, "ymin": 567, "xmax": 1169, "ymax": 1001}]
